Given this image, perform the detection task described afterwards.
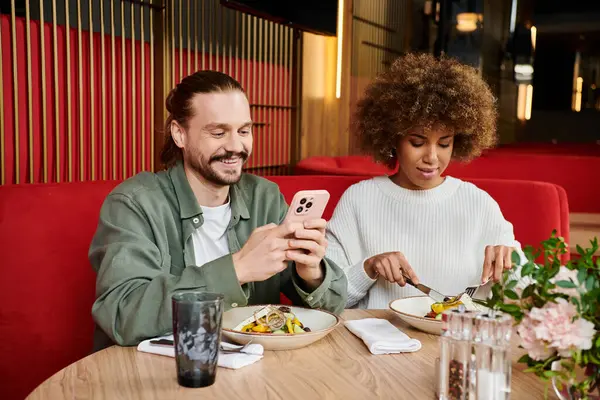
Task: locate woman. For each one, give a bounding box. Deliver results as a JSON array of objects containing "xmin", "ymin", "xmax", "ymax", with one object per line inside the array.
[{"xmin": 326, "ymin": 53, "xmax": 523, "ymax": 309}]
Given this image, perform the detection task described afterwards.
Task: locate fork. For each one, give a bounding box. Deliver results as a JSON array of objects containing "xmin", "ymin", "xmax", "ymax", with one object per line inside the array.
[
  {"xmin": 463, "ymin": 281, "xmax": 493, "ymax": 301},
  {"xmin": 220, "ymin": 340, "xmax": 254, "ymax": 354},
  {"xmin": 148, "ymin": 338, "xmax": 254, "ymax": 353}
]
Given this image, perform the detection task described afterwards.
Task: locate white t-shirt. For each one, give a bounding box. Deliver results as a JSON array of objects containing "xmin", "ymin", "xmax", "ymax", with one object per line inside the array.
[{"xmin": 191, "ymin": 200, "xmax": 232, "ymax": 267}]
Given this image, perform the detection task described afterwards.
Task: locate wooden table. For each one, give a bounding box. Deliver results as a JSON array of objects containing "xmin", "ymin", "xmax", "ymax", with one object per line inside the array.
[{"xmin": 27, "ymin": 310, "xmax": 550, "ymax": 399}]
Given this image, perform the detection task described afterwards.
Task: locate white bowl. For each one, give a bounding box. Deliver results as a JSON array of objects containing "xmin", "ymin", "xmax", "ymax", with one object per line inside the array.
[
  {"xmin": 389, "ymin": 296, "xmax": 442, "ymax": 335},
  {"xmin": 221, "ymin": 305, "xmax": 340, "ymax": 351}
]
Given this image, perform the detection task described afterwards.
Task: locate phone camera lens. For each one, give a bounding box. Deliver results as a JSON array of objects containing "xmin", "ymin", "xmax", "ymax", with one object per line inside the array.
[
  {"xmin": 306, "ymin": 202, "xmax": 313, "ymax": 209},
  {"xmin": 296, "ymin": 207, "xmax": 303, "ymax": 213},
  {"xmin": 300, "ymin": 198, "xmax": 307, "ymax": 205}
]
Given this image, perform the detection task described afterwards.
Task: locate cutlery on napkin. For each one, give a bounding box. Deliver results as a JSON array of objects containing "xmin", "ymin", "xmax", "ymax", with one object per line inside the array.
[
  {"xmin": 137, "ymin": 335, "xmax": 264, "ymax": 369},
  {"xmin": 344, "ymin": 318, "xmax": 422, "ymax": 355}
]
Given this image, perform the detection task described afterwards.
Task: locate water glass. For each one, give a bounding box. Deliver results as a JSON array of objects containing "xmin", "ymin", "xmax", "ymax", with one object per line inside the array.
[{"xmin": 172, "ymin": 292, "xmax": 224, "ymax": 388}]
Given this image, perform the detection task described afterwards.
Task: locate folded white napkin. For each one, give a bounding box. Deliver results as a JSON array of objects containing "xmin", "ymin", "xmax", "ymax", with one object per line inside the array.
[
  {"xmin": 137, "ymin": 335, "xmax": 264, "ymax": 369},
  {"xmin": 344, "ymin": 318, "xmax": 422, "ymax": 355}
]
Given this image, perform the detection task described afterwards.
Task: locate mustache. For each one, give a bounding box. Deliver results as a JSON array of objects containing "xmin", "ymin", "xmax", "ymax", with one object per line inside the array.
[{"xmin": 209, "ymin": 151, "xmax": 249, "ymax": 163}]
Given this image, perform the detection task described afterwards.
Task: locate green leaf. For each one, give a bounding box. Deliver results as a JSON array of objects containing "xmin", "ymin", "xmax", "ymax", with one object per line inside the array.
[
  {"xmin": 522, "ymin": 262, "xmax": 535, "ymax": 277},
  {"xmin": 577, "ymin": 267, "xmax": 588, "ymax": 286},
  {"xmin": 556, "ymin": 280, "xmax": 577, "ymax": 289},
  {"xmin": 543, "ymin": 370, "xmax": 560, "ymax": 378},
  {"xmin": 511, "ymin": 250, "xmax": 521, "ymax": 266},
  {"xmin": 586, "ymin": 275, "xmax": 596, "ymax": 291},
  {"xmin": 499, "ymin": 303, "xmax": 521, "ymax": 313},
  {"xmin": 577, "ymin": 244, "xmax": 585, "ymax": 256},
  {"xmin": 596, "ymin": 336, "xmax": 600, "ymax": 348},
  {"xmin": 522, "ymin": 284, "xmax": 536, "ymax": 298},
  {"xmin": 504, "ymin": 289, "xmax": 519, "ymax": 300},
  {"xmin": 548, "ymin": 264, "xmax": 560, "ymax": 279},
  {"xmin": 505, "ymin": 280, "xmax": 519, "ymax": 291},
  {"xmin": 571, "ymin": 296, "xmax": 580, "ymax": 310},
  {"xmin": 518, "ymin": 354, "xmax": 531, "ymax": 364}
]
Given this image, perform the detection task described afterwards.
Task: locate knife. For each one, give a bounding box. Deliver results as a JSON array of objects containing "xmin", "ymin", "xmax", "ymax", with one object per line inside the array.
[
  {"xmin": 149, "ymin": 339, "xmax": 173, "ymax": 347},
  {"xmin": 404, "ymin": 276, "xmax": 448, "ymax": 303}
]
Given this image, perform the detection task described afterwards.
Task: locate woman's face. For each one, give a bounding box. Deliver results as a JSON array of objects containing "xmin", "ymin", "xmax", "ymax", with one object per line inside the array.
[{"xmin": 391, "ymin": 128, "xmax": 454, "ymax": 190}]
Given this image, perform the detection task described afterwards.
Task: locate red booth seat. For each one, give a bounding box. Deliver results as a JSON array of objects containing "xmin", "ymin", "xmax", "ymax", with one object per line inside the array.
[{"xmin": 0, "ymin": 175, "xmax": 568, "ymax": 399}]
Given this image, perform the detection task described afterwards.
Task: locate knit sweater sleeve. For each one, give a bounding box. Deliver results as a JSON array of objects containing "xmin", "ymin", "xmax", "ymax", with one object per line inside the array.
[{"xmin": 325, "ymin": 185, "xmax": 376, "ymax": 308}]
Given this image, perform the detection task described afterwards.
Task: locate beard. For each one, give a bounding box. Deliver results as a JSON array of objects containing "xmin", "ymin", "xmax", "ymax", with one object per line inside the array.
[{"xmin": 185, "ymin": 148, "xmax": 250, "ymax": 186}]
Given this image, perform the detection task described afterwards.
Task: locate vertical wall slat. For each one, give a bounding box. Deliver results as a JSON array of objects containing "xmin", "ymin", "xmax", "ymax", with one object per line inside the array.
[
  {"xmin": 150, "ymin": 1, "xmax": 155, "ymax": 171},
  {"xmin": 187, "ymin": 0, "xmax": 191, "ymax": 74},
  {"xmin": 141, "ymin": 3, "xmax": 146, "ymax": 171},
  {"xmin": 274, "ymin": 23, "xmax": 280, "ymax": 167},
  {"xmin": 89, "ymin": 0, "xmax": 95, "ymax": 180},
  {"xmin": 259, "ymin": 18, "xmax": 264, "ymax": 167},
  {"xmin": 0, "ymin": 12, "xmax": 4, "ymax": 185},
  {"xmin": 131, "ymin": 1, "xmax": 136, "ymax": 175},
  {"xmin": 25, "ymin": 0, "xmax": 34, "ymax": 182},
  {"xmin": 208, "ymin": 0, "xmax": 213, "ymax": 69},
  {"xmin": 11, "ymin": 0, "xmax": 20, "ymax": 184},
  {"xmin": 178, "ymin": 0, "xmax": 182, "ymax": 79},
  {"xmin": 110, "ymin": 0, "xmax": 117, "ymax": 179},
  {"xmin": 52, "ymin": 0, "xmax": 62, "ymax": 182},
  {"xmin": 283, "ymin": 26, "xmax": 289, "ymax": 164},
  {"xmin": 39, "ymin": 0, "xmax": 48, "ymax": 182},
  {"xmin": 171, "ymin": 0, "xmax": 175, "ymax": 86},
  {"xmin": 234, "ymin": 11, "xmax": 239, "ymax": 80},
  {"xmin": 267, "ymin": 22, "xmax": 273, "ymax": 167},
  {"xmin": 227, "ymin": 9, "xmax": 232, "ymax": 75},
  {"xmin": 65, "ymin": 0, "xmax": 72, "ymax": 181},
  {"xmin": 76, "ymin": 0, "xmax": 84, "ymax": 180},
  {"xmin": 201, "ymin": 0, "xmax": 205, "ymax": 69},
  {"xmin": 250, "ymin": 16, "xmax": 256, "ymax": 168},
  {"xmin": 121, "ymin": 0, "xmax": 126, "ymax": 179},
  {"xmin": 194, "ymin": 0, "xmax": 198, "ymax": 72}
]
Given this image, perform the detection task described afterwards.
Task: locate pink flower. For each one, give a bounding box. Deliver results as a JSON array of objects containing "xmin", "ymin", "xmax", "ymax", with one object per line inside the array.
[
  {"xmin": 517, "ymin": 298, "xmax": 596, "ymax": 360},
  {"xmin": 517, "ymin": 315, "xmax": 555, "ymax": 360},
  {"xmin": 550, "ymin": 267, "xmax": 581, "ymax": 298}
]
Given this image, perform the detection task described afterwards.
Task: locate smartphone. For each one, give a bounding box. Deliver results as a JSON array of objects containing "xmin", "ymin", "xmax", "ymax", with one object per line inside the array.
[{"xmin": 283, "ymin": 190, "xmax": 330, "ymax": 224}]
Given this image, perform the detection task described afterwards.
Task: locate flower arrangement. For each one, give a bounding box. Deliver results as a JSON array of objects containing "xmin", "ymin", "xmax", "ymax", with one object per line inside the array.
[{"xmin": 481, "ymin": 231, "xmax": 600, "ymax": 399}]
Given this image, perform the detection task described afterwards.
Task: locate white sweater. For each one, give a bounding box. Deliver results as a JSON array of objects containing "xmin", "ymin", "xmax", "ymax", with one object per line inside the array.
[{"xmin": 325, "ymin": 176, "xmax": 522, "ymax": 309}]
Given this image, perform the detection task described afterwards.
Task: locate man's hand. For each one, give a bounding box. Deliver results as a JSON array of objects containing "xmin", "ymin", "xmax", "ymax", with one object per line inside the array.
[
  {"xmin": 232, "ymin": 222, "xmax": 297, "ymax": 285},
  {"xmin": 363, "ymin": 251, "xmax": 419, "ymax": 286},
  {"xmin": 287, "ymin": 218, "xmax": 328, "ymax": 289},
  {"xmin": 481, "ymin": 245, "xmax": 516, "ymax": 283}
]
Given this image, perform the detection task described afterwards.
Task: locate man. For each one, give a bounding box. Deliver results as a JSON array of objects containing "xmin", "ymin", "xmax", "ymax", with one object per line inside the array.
[{"xmin": 89, "ymin": 71, "xmax": 347, "ymax": 350}]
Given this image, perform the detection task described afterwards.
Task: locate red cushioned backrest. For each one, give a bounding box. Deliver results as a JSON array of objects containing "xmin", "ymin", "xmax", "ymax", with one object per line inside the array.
[
  {"xmin": 445, "ymin": 154, "xmax": 600, "ymax": 213},
  {"xmin": 467, "ymin": 178, "xmax": 570, "ymax": 262},
  {"xmin": 0, "ymin": 181, "xmax": 120, "ymax": 400},
  {"xmin": 294, "ymin": 156, "xmax": 396, "ymax": 176}
]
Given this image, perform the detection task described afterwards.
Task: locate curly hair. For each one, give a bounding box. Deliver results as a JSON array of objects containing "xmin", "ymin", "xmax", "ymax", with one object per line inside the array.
[{"xmin": 353, "ymin": 53, "xmax": 498, "ymax": 169}]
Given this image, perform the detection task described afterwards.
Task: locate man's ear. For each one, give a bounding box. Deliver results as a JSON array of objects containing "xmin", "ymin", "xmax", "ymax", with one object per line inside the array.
[{"xmin": 171, "ymin": 121, "xmax": 185, "ymax": 149}]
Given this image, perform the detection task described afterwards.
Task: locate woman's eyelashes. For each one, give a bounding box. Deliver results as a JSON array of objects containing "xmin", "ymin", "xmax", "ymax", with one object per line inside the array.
[{"xmin": 409, "ymin": 141, "xmax": 451, "ymax": 148}]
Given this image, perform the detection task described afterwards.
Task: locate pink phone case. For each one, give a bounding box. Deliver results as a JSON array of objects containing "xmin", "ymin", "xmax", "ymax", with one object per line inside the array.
[{"xmin": 284, "ymin": 190, "xmax": 331, "ymax": 224}]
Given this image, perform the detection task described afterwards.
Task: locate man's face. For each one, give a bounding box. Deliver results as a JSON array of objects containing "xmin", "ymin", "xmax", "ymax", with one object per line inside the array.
[{"xmin": 171, "ymin": 90, "xmax": 253, "ymax": 186}]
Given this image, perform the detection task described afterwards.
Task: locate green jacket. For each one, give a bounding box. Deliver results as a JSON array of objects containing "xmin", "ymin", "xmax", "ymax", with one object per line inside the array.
[{"xmin": 89, "ymin": 162, "xmax": 347, "ymax": 349}]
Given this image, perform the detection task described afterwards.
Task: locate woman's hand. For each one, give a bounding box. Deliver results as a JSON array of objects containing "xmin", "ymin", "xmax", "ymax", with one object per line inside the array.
[
  {"xmin": 363, "ymin": 251, "xmax": 420, "ymax": 286},
  {"xmin": 481, "ymin": 245, "xmax": 517, "ymax": 283}
]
